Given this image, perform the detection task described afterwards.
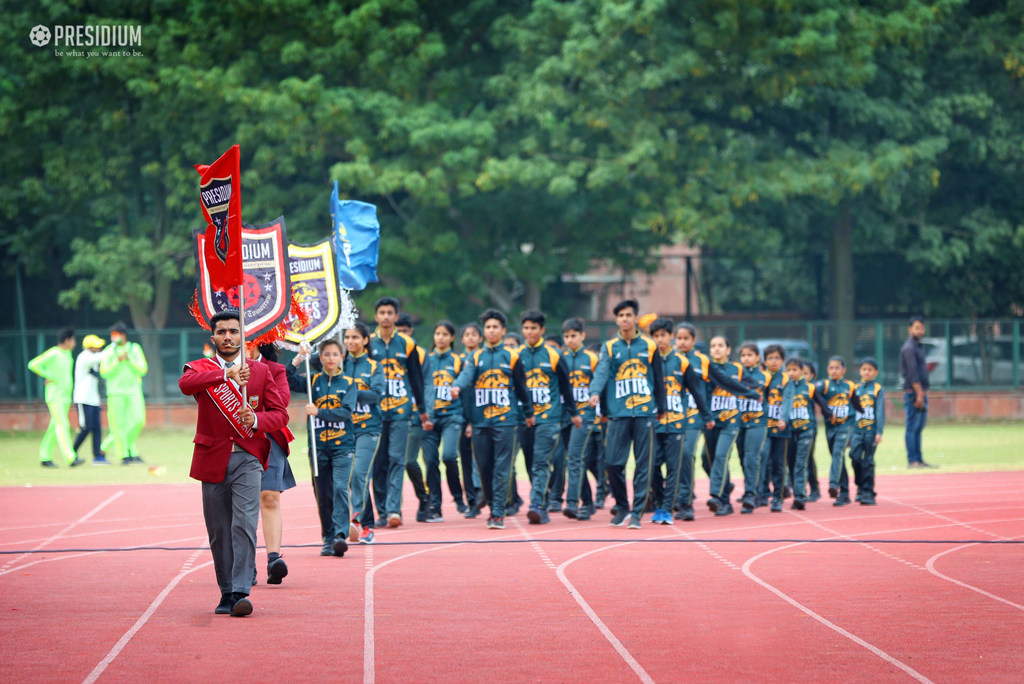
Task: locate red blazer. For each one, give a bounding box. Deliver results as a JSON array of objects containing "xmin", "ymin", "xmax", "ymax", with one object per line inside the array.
[
  {"xmin": 264, "ymin": 358, "xmax": 293, "ymax": 455},
  {"xmin": 179, "ymin": 358, "xmax": 290, "ymax": 483}
]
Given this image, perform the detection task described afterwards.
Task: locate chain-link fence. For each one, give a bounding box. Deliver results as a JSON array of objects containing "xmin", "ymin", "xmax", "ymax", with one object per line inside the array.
[{"xmin": 2, "ymin": 318, "xmax": 1021, "ymax": 404}]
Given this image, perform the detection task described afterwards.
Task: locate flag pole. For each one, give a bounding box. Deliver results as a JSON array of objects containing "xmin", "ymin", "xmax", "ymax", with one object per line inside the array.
[
  {"xmin": 304, "ymin": 336, "xmax": 319, "ymax": 478},
  {"xmin": 238, "ymin": 278, "xmax": 248, "ymax": 407}
]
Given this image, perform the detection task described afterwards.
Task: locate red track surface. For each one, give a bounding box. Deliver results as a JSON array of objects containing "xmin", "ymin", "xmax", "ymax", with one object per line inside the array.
[{"xmin": 1, "ymin": 471, "xmax": 1022, "ymax": 683}]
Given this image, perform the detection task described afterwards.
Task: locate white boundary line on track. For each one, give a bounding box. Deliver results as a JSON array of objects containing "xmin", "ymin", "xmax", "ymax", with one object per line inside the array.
[
  {"xmin": 363, "ymin": 540, "xmax": 469, "ymax": 684},
  {"xmin": 740, "ymin": 545, "xmax": 935, "ymax": 683},
  {"xmin": 924, "ymin": 541, "xmax": 1024, "ymax": 612},
  {"xmin": 0, "ymin": 491, "xmax": 123, "ymax": 573},
  {"xmin": 887, "ymin": 496, "xmax": 1024, "ymax": 612},
  {"xmin": 513, "ymin": 517, "xmax": 657, "ymax": 684},
  {"xmin": 81, "ymin": 548, "xmax": 211, "ymax": 684}
]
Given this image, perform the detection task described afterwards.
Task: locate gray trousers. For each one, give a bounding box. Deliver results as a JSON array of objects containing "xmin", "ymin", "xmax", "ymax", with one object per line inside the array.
[{"xmin": 202, "ymin": 450, "xmax": 262, "ymax": 595}]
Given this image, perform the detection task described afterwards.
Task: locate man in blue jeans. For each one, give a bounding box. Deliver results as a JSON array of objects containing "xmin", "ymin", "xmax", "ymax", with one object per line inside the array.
[{"xmin": 899, "ymin": 315, "xmax": 935, "ymax": 469}]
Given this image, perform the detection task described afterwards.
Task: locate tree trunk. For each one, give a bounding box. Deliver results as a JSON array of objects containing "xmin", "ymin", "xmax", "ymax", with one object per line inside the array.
[{"xmin": 828, "ymin": 210, "xmax": 856, "ymax": 366}]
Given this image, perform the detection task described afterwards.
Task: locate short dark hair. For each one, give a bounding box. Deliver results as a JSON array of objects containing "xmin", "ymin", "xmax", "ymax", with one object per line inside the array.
[
  {"xmin": 613, "ymin": 299, "xmax": 639, "ymax": 316},
  {"xmin": 785, "ymin": 357, "xmax": 804, "ymax": 368},
  {"xmin": 763, "ymin": 344, "xmax": 785, "ymax": 360},
  {"xmin": 859, "ymin": 357, "xmax": 879, "ymax": 370},
  {"xmin": 396, "ymin": 312, "xmax": 413, "ymax": 329},
  {"xmin": 434, "ymin": 320, "xmax": 456, "ymax": 337},
  {"xmin": 740, "ymin": 341, "xmax": 760, "ymax": 356},
  {"xmin": 210, "ymin": 310, "xmax": 240, "ymax": 328},
  {"xmin": 803, "ymin": 360, "xmax": 817, "ymax": 376},
  {"xmin": 479, "ymin": 308, "xmax": 507, "ymax": 328},
  {"xmin": 109, "ymin": 321, "xmax": 128, "ymax": 335},
  {"xmin": 461, "ymin": 322, "xmax": 482, "ymax": 337},
  {"xmin": 711, "ymin": 334, "xmax": 730, "ymax": 348},
  {"xmin": 57, "ymin": 327, "xmax": 75, "ymax": 344},
  {"xmin": 561, "ymin": 317, "xmax": 585, "ymax": 334},
  {"xmin": 909, "ymin": 314, "xmax": 925, "ymax": 326},
  {"xmin": 520, "ymin": 309, "xmax": 546, "ymax": 327},
  {"xmin": 544, "ymin": 335, "xmax": 563, "ymax": 349},
  {"xmin": 504, "ymin": 331, "xmax": 523, "ymax": 345},
  {"xmin": 649, "ymin": 317, "xmax": 674, "ymax": 336},
  {"xmin": 375, "ymin": 296, "xmax": 400, "ymax": 312},
  {"xmin": 828, "ymin": 355, "xmax": 846, "ymax": 368}
]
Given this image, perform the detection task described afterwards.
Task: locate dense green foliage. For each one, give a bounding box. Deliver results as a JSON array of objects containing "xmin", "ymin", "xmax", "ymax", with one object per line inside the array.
[{"xmin": 2, "ymin": 0, "xmax": 1022, "ymax": 333}]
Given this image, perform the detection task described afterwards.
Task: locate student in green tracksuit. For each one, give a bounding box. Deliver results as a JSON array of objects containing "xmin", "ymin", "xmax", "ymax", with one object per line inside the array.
[
  {"xmin": 818, "ymin": 356, "xmax": 864, "ymax": 507},
  {"xmin": 366, "ymin": 298, "xmax": 428, "ymax": 529},
  {"xmin": 518, "ymin": 310, "xmax": 579, "ymax": 525},
  {"xmin": 452, "ymin": 309, "xmax": 534, "ymax": 529},
  {"xmin": 28, "ymin": 327, "xmax": 79, "ymax": 467},
  {"xmin": 396, "ymin": 313, "xmax": 431, "ymax": 522},
  {"xmin": 673, "ymin": 323, "xmax": 717, "ymax": 520},
  {"xmin": 785, "ymin": 358, "xmax": 833, "ymax": 510},
  {"xmin": 850, "ymin": 358, "xmax": 884, "ymax": 505},
  {"xmin": 561, "ymin": 318, "xmax": 603, "ymax": 520},
  {"xmin": 99, "ymin": 322, "xmax": 148, "ymax": 464},
  {"xmin": 421, "ymin": 320, "xmax": 468, "ymax": 522},
  {"xmin": 649, "ymin": 318, "xmax": 710, "ymax": 524},
  {"xmin": 736, "ymin": 342, "xmax": 770, "ymax": 514},
  {"xmin": 342, "ymin": 322, "xmax": 384, "ymax": 544},
  {"xmin": 458, "ymin": 323, "xmax": 483, "ymax": 517},
  {"xmin": 758, "ymin": 344, "xmax": 794, "ymax": 512},
  {"xmin": 588, "ymin": 299, "xmax": 667, "ymax": 530},
  {"xmin": 706, "ymin": 336, "xmax": 762, "ymax": 516},
  {"xmin": 288, "ymin": 339, "xmax": 358, "ymax": 556}
]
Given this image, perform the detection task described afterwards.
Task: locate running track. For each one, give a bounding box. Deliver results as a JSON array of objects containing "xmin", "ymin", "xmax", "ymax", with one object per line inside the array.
[{"xmin": 1, "ymin": 471, "xmax": 1022, "ymax": 682}]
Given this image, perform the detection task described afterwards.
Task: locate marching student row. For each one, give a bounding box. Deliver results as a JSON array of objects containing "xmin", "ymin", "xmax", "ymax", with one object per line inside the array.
[{"xmin": 286, "ymin": 297, "xmax": 884, "ymax": 557}]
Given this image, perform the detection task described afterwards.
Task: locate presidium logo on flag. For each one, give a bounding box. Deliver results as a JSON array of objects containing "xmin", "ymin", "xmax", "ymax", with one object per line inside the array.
[
  {"xmin": 282, "ymin": 239, "xmax": 356, "ymax": 349},
  {"xmin": 192, "ymin": 218, "xmax": 291, "ymax": 339},
  {"xmin": 330, "ymin": 181, "xmax": 380, "ymax": 291},
  {"xmin": 194, "ymin": 145, "xmax": 243, "ymax": 291}
]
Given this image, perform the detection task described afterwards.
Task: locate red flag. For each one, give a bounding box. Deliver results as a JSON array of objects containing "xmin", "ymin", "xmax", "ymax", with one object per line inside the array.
[{"xmin": 194, "ymin": 145, "xmax": 242, "ymax": 292}]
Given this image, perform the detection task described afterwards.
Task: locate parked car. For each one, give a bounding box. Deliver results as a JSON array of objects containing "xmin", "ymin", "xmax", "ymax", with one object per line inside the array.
[
  {"xmin": 749, "ymin": 339, "xmax": 818, "ymax": 367},
  {"xmin": 922, "ymin": 335, "xmax": 1022, "ymax": 386}
]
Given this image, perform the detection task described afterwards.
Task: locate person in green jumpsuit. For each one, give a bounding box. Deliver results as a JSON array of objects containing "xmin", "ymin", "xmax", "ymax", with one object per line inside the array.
[
  {"xmin": 99, "ymin": 322, "xmax": 148, "ymax": 464},
  {"xmin": 28, "ymin": 327, "xmax": 80, "ymax": 467}
]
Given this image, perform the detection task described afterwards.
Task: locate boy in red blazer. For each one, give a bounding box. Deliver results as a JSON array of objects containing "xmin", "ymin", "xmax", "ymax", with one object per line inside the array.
[{"xmin": 179, "ymin": 310, "xmax": 290, "ymax": 617}]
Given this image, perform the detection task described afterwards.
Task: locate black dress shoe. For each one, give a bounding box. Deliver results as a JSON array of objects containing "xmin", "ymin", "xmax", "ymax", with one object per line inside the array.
[
  {"xmin": 41, "ymin": 461, "xmax": 58, "ymax": 468},
  {"xmin": 215, "ymin": 593, "xmax": 234, "ymax": 614},
  {"xmin": 230, "ymin": 593, "xmax": 253, "ymax": 617},
  {"xmin": 267, "ymin": 557, "xmax": 288, "ymax": 584}
]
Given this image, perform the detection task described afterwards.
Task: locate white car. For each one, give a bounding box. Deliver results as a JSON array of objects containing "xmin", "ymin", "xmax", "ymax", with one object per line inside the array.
[
  {"xmin": 750, "ymin": 339, "xmax": 818, "ymax": 368},
  {"xmin": 922, "ymin": 335, "xmax": 1021, "ymax": 386}
]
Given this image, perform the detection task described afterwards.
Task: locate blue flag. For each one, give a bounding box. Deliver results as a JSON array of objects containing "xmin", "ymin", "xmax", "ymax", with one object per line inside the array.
[{"xmin": 330, "ymin": 181, "xmax": 380, "ymax": 291}]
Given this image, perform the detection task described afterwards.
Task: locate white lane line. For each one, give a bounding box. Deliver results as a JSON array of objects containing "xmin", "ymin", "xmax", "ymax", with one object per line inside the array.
[
  {"xmin": 513, "ymin": 518, "xmax": 657, "ymax": 684},
  {"xmin": 742, "ymin": 544, "xmax": 934, "ymax": 684},
  {"xmin": 82, "ymin": 548, "xmax": 211, "ymax": 684},
  {"xmin": 0, "ymin": 491, "xmax": 123, "ymax": 573},
  {"xmin": 363, "ymin": 540, "xmax": 471, "ymax": 684},
  {"xmin": 512, "ymin": 518, "xmax": 557, "ymax": 570},
  {"xmin": 925, "ymin": 541, "xmax": 1024, "ymax": 613},
  {"xmin": 892, "ymin": 497, "xmax": 1024, "ymax": 612}
]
